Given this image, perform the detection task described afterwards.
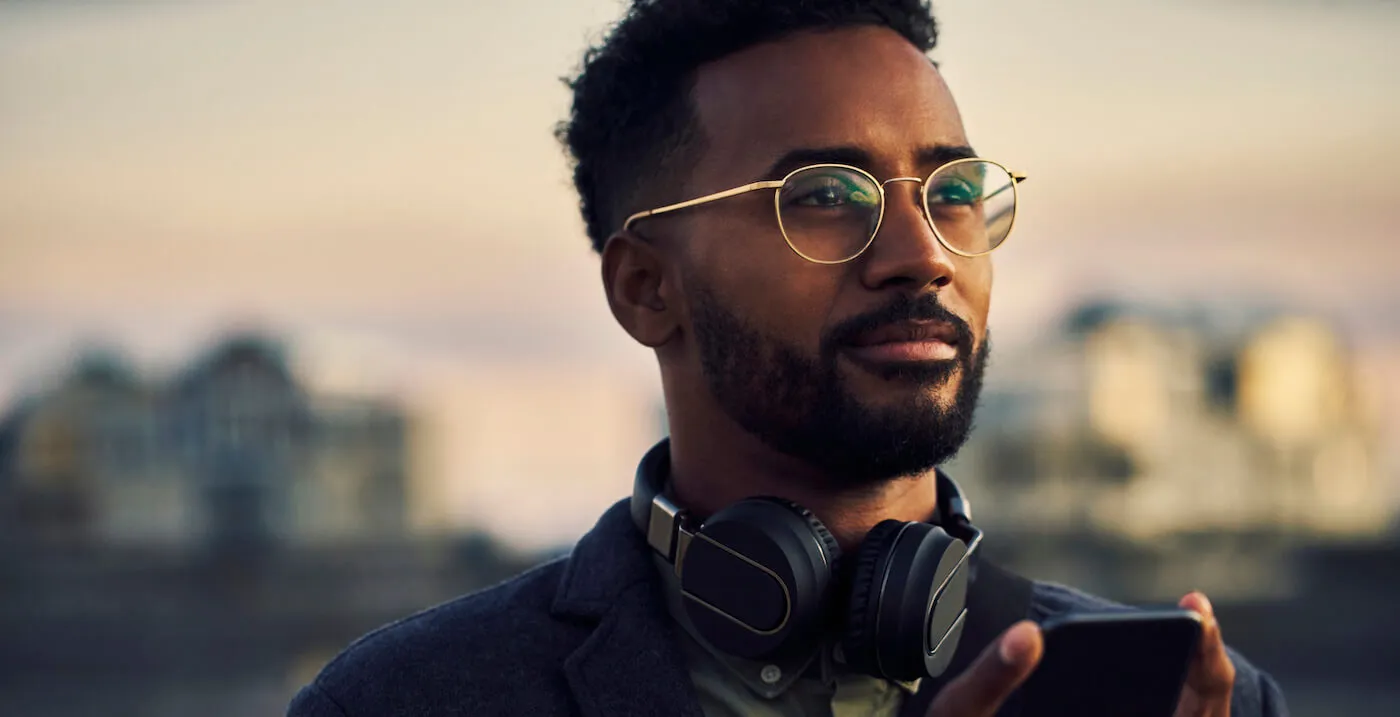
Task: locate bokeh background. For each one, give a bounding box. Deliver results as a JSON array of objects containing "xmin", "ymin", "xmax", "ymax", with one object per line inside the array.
[{"xmin": 2, "ymin": 1, "xmax": 1397, "ymax": 715}]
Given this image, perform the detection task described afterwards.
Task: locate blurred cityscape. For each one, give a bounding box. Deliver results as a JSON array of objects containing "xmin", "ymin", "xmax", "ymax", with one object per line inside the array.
[
  {"xmin": 952, "ymin": 301, "xmax": 1400, "ymax": 715},
  {"xmin": 1, "ymin": 298, "xmax": 1397, "ymax": 716}
]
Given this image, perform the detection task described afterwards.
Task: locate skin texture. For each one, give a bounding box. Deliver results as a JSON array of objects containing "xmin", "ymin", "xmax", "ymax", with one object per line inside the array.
[{"xmin": 599, "ymin": 24, "xmax": 1236, "ymax": 717}]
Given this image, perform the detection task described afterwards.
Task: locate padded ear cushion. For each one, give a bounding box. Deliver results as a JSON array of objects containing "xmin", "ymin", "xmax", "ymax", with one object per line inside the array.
[
  {"xmin": 758, "ymin": 497, "xmax": 843, "ymax": 569},
  {"xmin": 840, "ymin": 519, "xmax": 907, "ymax": 675}
]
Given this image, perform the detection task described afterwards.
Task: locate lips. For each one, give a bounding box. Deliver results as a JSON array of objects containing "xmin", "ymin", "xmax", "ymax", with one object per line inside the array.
[
  {"xmin": 841, "ymin": 320, "xmax": 962, "ymax": 365},
  {"xmin": 847, "ymin": 320, "xmax": 960, "ymax": 348}
]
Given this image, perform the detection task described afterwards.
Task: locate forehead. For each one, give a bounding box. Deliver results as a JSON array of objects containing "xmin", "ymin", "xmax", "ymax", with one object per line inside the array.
[{"xmin": 689, "ymin": 25, "xmax": 967, "ymax": 180}]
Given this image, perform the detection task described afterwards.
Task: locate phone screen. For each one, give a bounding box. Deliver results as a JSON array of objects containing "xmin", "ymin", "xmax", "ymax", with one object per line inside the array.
[{"xmin": 1018, "ymin": 609, "xmax": 1203, "ymax": 717}]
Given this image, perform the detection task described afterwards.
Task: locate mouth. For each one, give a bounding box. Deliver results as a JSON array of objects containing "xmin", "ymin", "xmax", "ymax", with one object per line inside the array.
[{"xmin": 841, "ymin": 320, "xmax": 962, "ymax": 365}]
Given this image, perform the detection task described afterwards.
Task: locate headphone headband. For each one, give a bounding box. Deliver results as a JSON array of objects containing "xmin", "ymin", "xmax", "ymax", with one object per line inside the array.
[{"xmin": 630, "ymin": 438, "xmax": 979, "ymax": 564}]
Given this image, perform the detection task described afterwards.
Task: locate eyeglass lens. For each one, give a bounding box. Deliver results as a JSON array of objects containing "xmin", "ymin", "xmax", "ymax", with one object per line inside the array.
[{"xmin": 775, "ymin": 161, "xmax": 1016, "ymax": 262}]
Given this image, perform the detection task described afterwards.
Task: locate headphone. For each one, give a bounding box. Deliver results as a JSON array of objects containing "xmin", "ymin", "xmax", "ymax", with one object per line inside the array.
[{"xmin": 630, "ymin": 439, "xmax": 983, "ymax": 683}]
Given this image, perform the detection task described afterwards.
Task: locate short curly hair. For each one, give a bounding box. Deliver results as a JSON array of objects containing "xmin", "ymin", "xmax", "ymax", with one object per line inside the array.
[{"xmin": 558, "ymin": 0, "xmax": 939, "ymax": 254}]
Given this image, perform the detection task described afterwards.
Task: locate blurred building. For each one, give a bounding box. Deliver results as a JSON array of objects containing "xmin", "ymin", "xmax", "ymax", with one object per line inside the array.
[
  {"xmin": 402, "ymin": 360, "xmax": 666, "ymax": 551},
  {"xmin": 952, "ymin": 300, "xmax": 1394, "ymax": 543},
  {"xmin": 0, "ymin": 333, "xmax": 410, "ymax": 546}
]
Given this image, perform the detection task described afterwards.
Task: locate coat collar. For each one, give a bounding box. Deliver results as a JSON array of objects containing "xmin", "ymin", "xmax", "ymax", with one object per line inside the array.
[{"xmin": 552, "ymin": 499, "xmax": 705, "ymax": 717}]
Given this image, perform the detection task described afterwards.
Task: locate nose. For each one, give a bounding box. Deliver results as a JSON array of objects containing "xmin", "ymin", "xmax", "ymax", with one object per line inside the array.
[{"xmin": 857, "ymin": 178, "xmax": 957, "ymax": 292}]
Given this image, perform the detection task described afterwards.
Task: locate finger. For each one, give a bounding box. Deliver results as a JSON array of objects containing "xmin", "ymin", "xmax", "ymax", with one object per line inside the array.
[
  {"xmin": 926, "ymin": 620, "xmax": 1043, "ymax": 717},
  {"xmin": 1175, "ymin": 592, "xmax": 1235, "ymax": 715}
]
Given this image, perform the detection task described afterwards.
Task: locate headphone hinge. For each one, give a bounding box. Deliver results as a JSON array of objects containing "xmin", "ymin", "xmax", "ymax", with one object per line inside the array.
[{"xmin": 647, "ymin": 493, "xmax": 683, "ymax": 558}]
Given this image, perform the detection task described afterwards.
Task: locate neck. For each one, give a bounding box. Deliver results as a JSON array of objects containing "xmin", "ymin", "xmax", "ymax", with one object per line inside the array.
[{"xmin": 665, "ymin": 419, "xmax": 939, "ymax": 554}]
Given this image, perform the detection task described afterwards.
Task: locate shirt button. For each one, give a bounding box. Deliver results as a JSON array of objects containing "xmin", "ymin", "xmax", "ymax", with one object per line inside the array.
[{"xmin": 760, "ymin": 665, "xmax": 782, "ymax": 685}]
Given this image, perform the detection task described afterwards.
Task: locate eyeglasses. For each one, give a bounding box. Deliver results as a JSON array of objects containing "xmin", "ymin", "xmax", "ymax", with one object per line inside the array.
[{"xmin": 623, "ymin": 158, "xmax": 1026, "ymax": 264}]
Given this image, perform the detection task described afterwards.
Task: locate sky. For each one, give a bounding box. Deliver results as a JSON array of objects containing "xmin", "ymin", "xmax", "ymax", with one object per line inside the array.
[{"xmin": 1, "ymin": 0, "xmax": 1398, "ymax": 546}]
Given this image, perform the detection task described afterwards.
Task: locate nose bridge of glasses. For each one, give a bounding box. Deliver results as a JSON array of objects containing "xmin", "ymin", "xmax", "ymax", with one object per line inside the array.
[
  {"xmin": 877, "ymin": 175, "xmax": 932, "ymax": 223},
  {"xmin": 879, "ymin": 176, "xmax": 926, "ymax": 203}
]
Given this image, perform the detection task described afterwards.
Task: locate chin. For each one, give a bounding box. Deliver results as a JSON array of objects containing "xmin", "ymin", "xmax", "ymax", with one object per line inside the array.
[{"xmin": 853, "ymin": 371, "xmax": 961, "ymax": 413}]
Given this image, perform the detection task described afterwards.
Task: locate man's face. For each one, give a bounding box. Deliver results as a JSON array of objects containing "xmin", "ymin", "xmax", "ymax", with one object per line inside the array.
[{"xmin": 669, "ymin": 25, "xmax": 994, "ymax": 486}]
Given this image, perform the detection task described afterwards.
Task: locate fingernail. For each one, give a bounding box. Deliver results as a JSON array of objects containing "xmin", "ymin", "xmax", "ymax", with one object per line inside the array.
[
  {"xmin": 1196, "ymin": 592, "xmax": 1213, "ymax": 617},
  {"xmin": 1182, "ymin": 590, "xmax": 1212, "ymax": 617},
  {"xmin": 999, "ymin": 622, "xmax": 1036, "ymax": 666}
]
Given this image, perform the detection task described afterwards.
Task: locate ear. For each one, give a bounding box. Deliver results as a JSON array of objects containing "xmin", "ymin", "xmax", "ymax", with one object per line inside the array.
[{"xmin": 600, "ymin": 231, "xmax": 681, "ymax": 348}]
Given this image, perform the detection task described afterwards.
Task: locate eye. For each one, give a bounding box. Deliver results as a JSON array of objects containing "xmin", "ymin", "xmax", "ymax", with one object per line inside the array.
[
  {"xmin": 928, "ymin": 177, "xmax": 981, "ymax": 206},
  {"xmin": 784, "ymin": 172, "xmax": 880, "ymax": 209},
  {"xmin": 795, "ymin": 180, "xmax": 847, "ymax": 207}
]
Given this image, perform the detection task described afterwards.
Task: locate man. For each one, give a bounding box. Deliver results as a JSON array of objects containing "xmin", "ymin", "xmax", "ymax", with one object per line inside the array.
[{"xmin": 288, "ymin": 1, "xmax": 1288, "ymax": 715}]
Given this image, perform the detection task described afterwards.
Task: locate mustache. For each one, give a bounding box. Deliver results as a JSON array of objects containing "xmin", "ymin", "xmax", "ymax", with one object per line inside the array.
[{"xmin": 824, "ymin": 293, "xmax": 975, "ymax": 355}]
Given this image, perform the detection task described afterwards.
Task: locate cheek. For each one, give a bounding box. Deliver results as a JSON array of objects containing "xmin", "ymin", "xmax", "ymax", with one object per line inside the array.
[
  {"xmin": 688, "ymin": 221, "xmax": 840, "ymax": 350},
  {"xmin": 959, "ymin": 258, "xmax": 994, "ymax": 338},
  {"xmin": 687, "ymin": 211, "xmax": 843, "ymax": 343},
  {"xmin": 766, "ymin": 280, "xmax": 844, "ymax": 348}
]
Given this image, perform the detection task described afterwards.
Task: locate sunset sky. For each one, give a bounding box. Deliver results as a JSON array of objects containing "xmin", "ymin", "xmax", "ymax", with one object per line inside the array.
[{"xmin": 2, "ymin": 0, "xmax": 1397, "ymax": 546}]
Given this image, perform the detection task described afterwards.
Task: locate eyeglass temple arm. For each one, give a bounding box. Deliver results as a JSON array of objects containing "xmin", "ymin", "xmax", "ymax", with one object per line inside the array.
[
  {"xmin": 622, "ymin": 180, "xmax": 784, "ymax": 231},
  {"xmin": 977, "ymin": 172, "xmax": 1027, "ymax": 203}
]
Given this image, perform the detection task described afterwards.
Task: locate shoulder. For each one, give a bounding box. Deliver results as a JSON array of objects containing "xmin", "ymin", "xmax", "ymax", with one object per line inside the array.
[
  {"xmin": 289, "ymin": 556, "xmax": 586, "ymax": 717},
  {"xmin": 1026, "ymin": 579, "xmax": 1130, "ymax": 619},
  {"xmin": 1026, "ymin": 580, "xmax": 1290, "ymax": 717}
]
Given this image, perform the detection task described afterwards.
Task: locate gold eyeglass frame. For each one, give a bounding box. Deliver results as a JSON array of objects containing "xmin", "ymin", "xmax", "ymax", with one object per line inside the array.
[{"xmin": 622, "ymin": 157, "xmax": 1027, "ymax": 264}]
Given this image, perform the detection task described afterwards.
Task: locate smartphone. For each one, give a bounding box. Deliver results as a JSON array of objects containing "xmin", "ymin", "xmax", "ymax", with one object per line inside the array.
[{"xmin": 1018, "ymin": 608, "xmax": 1203, "ymax": 717}]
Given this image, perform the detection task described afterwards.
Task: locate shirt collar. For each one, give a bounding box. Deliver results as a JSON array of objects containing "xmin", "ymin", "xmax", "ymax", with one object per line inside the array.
[{"xmin": 652, "ymin": 553, "xmax": 921, "ymax": 700}]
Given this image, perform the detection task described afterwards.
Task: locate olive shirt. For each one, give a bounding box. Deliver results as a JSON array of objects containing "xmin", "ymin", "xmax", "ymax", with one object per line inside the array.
[{"xmin": 655, "ymin": 553, "xmax": 920, "ymax": 717}]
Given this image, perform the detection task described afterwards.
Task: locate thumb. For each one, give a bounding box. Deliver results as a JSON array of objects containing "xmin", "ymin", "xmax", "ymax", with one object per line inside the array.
[{"xmin": 926, "ymin": 620, "xmax": 1043, "ymax": 717}]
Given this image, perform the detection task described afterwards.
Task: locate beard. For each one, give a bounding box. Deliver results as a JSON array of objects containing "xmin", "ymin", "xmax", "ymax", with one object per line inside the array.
[{"xmin": 690, "ymin": 284, "xmax": 989, "ymax": 488}]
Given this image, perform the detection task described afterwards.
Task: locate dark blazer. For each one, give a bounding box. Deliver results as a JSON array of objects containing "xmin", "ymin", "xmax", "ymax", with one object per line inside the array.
[{"xmin": 287, "ymin": 500, "xmax": 1288, "ymax": 717}]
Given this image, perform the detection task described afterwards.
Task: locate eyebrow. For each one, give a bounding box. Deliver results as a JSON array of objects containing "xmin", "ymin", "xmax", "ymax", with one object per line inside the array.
[{"xmin": 761, "ymin": 144, "xmax": 979, "ymax": 180}]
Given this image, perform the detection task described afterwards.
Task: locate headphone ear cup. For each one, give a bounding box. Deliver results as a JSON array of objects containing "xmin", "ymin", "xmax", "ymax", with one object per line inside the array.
[
  {"xmin": 841, "ymin": 519, "xmax": 906, "ymax": 677},
  {"xmin": 679, "ymin": 498, "xmax": 840, "ymax": 662},
  {"xmin": 841, "ymin": 521, "xmax": 970, "ymax": 682}
]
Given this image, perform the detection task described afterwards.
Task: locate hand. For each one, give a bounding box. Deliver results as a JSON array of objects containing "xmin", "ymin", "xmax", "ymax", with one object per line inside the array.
[
  {"xmin": 1173, "ymin": 592, "xmax": 1236, "ymax": 717},
  {"xmin": 924, "ymin": 620, "xmax": 1043, "ymax": 717}
]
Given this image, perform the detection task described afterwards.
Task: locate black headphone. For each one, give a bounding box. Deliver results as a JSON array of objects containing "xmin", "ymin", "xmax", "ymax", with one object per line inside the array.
[{"xmin": 630, "ymin": 439, "xmax": 983, "ymax": 683}]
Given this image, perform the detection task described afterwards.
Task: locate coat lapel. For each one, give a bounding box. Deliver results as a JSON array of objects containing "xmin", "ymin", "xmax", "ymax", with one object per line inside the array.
[{"xmin": 553, "ymin": 500, "xmax": 704, "ymax": 717}]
